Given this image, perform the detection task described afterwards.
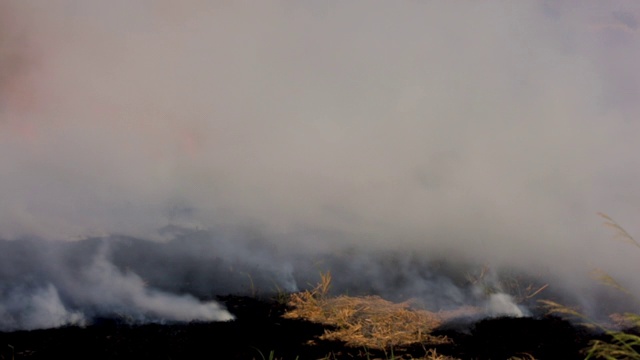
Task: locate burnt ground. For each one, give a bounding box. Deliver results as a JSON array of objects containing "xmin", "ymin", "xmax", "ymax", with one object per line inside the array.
[{"xmin": 0, "ymin": 295, "xmax": 603, "ymax": 360}]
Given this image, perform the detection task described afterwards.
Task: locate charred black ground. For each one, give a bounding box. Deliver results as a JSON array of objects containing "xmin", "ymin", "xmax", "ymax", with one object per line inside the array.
[{"xmin": 0, "ymin": 295, "xmax": 606, "ymax": 360}]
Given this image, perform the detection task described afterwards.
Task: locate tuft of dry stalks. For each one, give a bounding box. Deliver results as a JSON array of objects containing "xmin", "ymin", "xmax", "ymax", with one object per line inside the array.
[
  {"xmin": 284, "ymin": 272, "xmax": 452, "ymax": 350},
  {"xmin": 598, "ymin": 212, "xmax": 640, "ymax": 249},
  {"xmin": 591, "ymin": 268, "xmax": 633, "ymax": 296}
]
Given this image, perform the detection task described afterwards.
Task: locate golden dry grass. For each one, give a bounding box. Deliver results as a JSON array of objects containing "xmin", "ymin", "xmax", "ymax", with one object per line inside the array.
[
  {"xmin": 283, "ymin": 272, "xmax": 453, "ymax": 350},
  {"xmin": 598, "ymin": 213, "xmax": 640, "ymax": 249}
]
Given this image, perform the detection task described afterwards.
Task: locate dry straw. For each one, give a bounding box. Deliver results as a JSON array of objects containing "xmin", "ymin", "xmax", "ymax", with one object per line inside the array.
[{"xmin": 284, "ymin": 272, "xmax": 452, "ymax": 349}]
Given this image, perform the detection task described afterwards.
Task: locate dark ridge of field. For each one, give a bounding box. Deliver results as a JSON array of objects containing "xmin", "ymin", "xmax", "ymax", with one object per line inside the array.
[{"xmin": 0, "ymin": 295, "xmax": 601, "ymax": 360}]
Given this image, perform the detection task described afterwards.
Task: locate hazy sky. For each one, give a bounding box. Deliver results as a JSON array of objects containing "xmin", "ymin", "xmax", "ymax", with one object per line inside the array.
[{"xmin": 2, "ymin": 1, "xmax": 640, "ymax": 307}]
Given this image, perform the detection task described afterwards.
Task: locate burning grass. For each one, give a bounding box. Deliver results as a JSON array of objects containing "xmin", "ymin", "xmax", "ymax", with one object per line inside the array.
[{"xmin": 283, "ymin": 272, "xmax": 452, "ymax": 350}]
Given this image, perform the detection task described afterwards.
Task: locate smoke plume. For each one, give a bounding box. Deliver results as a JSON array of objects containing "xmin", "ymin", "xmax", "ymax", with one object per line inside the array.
[{"xmin": 1, "ymin": 1, "xmax": 640, "ymax": 330}]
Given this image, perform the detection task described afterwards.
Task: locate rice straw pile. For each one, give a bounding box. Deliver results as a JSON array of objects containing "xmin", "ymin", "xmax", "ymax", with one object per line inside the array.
[{"xmin": 283, "ymin": 272, "xmax": 452, "ymax": 349}]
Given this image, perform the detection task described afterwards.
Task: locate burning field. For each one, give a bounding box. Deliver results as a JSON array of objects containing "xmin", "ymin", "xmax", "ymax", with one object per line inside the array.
[
  {"xmin": 0, "ymin": 261, "xmax": 616, "ymax": 359},
  {"xmin": 0, "ymin": 292, "xmax": 596, "ymax": 360},
  {"xmin": 2, "ymin": 1, "xmax": 640, "ymax": 359},
  {"xmin": 0, "ymin": 233, "xmax": 637, "ymax": 359}
]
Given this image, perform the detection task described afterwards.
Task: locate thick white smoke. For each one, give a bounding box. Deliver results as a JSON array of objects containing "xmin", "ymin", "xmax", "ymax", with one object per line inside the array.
[
  {"xmin": 1, "ymin": 1, "xmax": 640, "ymax": 329},
  {"xmin": 0, "ymin": 284, "xmax": 86, "ymax": 331},
  {"xmin": 0, "ymin": 238, "xmax": 234, "ymax": 331}
]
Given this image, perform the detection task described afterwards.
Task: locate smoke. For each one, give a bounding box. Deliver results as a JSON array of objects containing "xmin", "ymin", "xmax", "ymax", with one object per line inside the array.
[
  {"xmin": 0, "ymin": 284, "xmax": 86, "ymax": 331},
  {"xmin": 0, "ymin": 237, "xmax": 234, "ymax": 331},
  {"xmin": 1, "ymin": 1, "xmax": 640, "ymax": 329}
]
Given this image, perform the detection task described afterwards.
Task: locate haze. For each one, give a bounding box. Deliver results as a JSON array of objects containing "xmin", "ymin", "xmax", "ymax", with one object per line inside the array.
[{"xmin": 1, "ymin": 1, "xmax": 640, "ymax": 329}]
